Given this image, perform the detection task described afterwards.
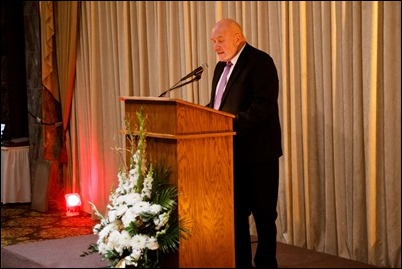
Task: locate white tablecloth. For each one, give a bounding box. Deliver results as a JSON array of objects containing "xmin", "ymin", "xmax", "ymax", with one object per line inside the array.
[{"xmin": 1, "ymin": 146, "xmax": 31, "ymax": 203}]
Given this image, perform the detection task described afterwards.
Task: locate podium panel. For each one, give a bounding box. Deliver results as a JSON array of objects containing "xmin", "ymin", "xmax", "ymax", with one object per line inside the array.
[{"xmin": 121, "ymin": 97, "xmax": 235, "ymax": 268}]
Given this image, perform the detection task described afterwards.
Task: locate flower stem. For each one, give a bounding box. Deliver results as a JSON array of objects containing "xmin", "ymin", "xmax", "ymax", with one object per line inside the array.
[{"xmin": 136, "ymin": 107, "xmax": 146, "ymax": 191}]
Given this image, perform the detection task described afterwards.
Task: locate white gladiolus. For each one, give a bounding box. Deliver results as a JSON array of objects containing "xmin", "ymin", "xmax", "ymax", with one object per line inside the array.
[{"xmin": 84, "ymin": 111, "xmax": 185, "ymax": 268}]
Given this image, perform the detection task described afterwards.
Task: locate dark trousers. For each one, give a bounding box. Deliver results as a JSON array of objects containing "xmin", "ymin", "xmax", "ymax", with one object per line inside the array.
[{"xmin": 234, "ymin": 158, "xmax": 279, "ymax": 268}]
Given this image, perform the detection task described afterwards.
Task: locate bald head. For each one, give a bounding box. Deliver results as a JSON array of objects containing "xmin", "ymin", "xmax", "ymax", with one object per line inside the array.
[
  {"xmin": 213, "ymin": 18, "xmax": 244, "ymax": 35},
  {"xmin": 210, "ymin": 18, "xmax": 246, "ymax": 62}
]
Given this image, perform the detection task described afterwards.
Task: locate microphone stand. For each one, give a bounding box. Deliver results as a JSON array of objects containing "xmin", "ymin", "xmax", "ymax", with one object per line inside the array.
[{"xmin": 159, "ymin": 75, "xmax": 202, "ymax": 97}]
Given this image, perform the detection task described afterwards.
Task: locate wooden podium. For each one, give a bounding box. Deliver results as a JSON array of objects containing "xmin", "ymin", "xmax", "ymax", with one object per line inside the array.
[{"xmin": 120, "ymin": 96, "xmax": 235, "ymax": 268}]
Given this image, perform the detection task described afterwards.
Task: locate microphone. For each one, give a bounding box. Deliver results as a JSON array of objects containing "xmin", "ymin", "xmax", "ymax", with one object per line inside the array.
[
  {"xmin": 179, "ymin": 63, "xmax": 208, "ymax": 82},
  {"xmin": 158, "ymin": 63, "xmax": 208, "ymax": 97},
  {"xmin": 159, "ymin": 74, "xmax": 202, "ymax": 97}
]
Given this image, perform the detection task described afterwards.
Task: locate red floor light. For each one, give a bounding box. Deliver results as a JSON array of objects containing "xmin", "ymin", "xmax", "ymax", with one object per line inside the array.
[{"xmin": 65, "ymin": 193, "xmax": 81, "ymax": 216}]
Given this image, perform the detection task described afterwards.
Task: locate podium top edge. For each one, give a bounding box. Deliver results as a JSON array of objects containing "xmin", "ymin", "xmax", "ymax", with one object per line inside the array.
[{"xmin": 119, "ymin": 96, "xmax": 235, "ymax": 118}]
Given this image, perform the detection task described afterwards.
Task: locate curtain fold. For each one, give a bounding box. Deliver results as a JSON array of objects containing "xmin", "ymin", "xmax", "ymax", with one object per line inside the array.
[
  {"xmin": 53, "ymin": 1, "xmax": 79, "ymax": 194},
  {"xmin": 40, "ymin": 1, "xmax": 59, "ymax": 102}
]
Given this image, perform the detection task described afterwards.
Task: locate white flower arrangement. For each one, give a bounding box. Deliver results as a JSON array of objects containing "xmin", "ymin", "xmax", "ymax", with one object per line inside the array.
[{"xmin": 82, "ymin": 108, "xmax": 189, "ymax": 268}]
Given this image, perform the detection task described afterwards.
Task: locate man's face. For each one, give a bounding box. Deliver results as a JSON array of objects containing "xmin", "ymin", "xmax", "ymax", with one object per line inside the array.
[{"xmin": 210, "ymin": 26, "xmax": 239, "ymax": 62}]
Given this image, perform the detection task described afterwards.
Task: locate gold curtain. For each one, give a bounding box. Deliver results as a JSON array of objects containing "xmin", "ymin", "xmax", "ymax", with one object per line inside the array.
[
  {"xmin": 40, "ymin": 1, "xmax": 59, "ymax": 102},
  {"xmin": 53, "ymin": 1, "xmax": 79, "ymax": 194}
]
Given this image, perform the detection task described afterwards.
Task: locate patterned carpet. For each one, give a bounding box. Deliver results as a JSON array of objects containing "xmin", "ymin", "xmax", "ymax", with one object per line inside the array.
[
  {"xmin": 2, "ymin": 203, "xmax": 379, "ymax": 268},
  {"xmin": 1, "ymin": 203, "xmax": 97, "ymax": 248}
]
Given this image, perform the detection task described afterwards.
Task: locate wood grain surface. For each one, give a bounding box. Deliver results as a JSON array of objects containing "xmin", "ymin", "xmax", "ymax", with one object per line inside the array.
[{"xmin": 123, "ymin": 97, "xmax": 235, "ymax": 268}]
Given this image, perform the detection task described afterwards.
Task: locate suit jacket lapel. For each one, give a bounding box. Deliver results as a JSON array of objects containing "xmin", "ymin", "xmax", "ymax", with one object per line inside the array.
[
  {"xmin": 220, "ymin": 43, "xmax": 250, "ymax": 106},
  {"xmin": 211, "ymin": 62, "xmax": 226, "ymax": 106}
]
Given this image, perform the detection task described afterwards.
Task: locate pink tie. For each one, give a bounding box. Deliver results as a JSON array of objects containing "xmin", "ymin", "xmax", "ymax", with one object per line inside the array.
[{"xmin": 214, "ymin": 61, "xmax": 233, "ymax": 109}]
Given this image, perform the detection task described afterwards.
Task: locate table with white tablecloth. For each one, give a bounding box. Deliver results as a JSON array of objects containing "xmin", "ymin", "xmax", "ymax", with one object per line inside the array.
[{"xmin": 1, "ymin": 146, "xmax": 31, "ymax": 203}]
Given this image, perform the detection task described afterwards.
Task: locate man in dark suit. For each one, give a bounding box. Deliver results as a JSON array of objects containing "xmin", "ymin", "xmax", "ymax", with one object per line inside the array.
[{"xmin": 207, "ymin": 18, "xmax": 283, "ymax": 268}]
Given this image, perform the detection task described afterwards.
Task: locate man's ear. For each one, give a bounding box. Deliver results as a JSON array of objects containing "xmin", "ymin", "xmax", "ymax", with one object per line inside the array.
[{"xmin": 235, "ymin": 33, "xmax": 241, "ymax": 44}]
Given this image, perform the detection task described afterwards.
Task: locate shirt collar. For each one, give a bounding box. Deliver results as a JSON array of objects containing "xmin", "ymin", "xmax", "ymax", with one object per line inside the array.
[{"xmin": 228, "ymin": 43, "xmax": 246, "ymax": 66}]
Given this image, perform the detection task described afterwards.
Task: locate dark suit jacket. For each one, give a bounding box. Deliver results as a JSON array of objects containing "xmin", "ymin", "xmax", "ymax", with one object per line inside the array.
[{"xmin": 208, "ymin": 43, "xmax": 283, "ymax": 164}]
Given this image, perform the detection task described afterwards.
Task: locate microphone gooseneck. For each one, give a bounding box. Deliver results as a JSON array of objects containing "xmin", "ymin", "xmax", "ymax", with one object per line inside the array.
[
  {"xmin": 180, "ymin": 63, "xmax": 208, "ymax": 82},
  {"xmin": 158, "ymin": 63, "xmax": 208, "ymax": 97}
]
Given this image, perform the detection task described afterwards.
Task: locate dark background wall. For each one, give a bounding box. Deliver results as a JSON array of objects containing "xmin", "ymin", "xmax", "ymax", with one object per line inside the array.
[
  {"xmin": 1, "ymin": 1, "xmax": 43, "ymax": 155},
  {"xmin": 1, "ymin": 1, "xmax": 29, "ymax": 141}
]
